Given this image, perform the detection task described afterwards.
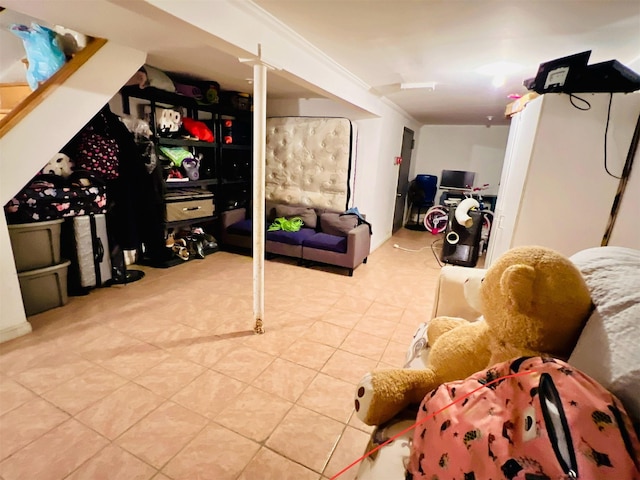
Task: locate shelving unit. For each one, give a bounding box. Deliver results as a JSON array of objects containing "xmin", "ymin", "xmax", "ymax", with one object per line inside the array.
[
  {"xmin": 119, "ymin": 85, "xmax": 252, "ymax": 267},
  {"xmin": 165, "ymin": 178, "xmax": 219, "ymax": 189}
]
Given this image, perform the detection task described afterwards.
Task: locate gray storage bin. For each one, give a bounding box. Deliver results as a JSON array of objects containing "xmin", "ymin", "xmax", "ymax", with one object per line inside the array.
[
  {"xmin": 17, "ymin": 260, "xmax": 71, "ymax": 316},
  {"xmin": 8, "ymin": 219, "xmax": 64, "ymax": 272}
]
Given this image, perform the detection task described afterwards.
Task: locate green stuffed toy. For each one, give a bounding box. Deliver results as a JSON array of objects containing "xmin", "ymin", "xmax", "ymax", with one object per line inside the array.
[{"xmin": 268, "ymin": 216, "xmax": 304, "ymax": 232}]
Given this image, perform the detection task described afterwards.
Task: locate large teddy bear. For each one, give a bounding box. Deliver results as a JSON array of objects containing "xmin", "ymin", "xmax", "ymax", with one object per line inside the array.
[{"xmin": 355, "ymin": 245, "xmax": 593, "ymax": 426}]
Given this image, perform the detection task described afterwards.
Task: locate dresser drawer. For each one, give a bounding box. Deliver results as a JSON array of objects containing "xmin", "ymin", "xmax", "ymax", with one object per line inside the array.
[{"xmin": 165, "ymin": 189, "xmax": 214, "ymax": 222}]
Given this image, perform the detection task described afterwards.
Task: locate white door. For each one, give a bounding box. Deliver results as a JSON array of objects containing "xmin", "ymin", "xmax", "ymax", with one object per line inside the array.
[{"xmin": 486, "ymin": 96, "xmax": 544, "ymax": 266}]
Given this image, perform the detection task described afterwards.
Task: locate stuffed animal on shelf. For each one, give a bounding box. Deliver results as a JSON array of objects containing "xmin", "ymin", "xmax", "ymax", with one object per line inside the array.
[
  {"xmin": 41, "ymin": 152, "xmax": 74, "ymax": 177},
  {"xmin": 354, "ymin": 245, "xmax": 593, "ymax": 426}
]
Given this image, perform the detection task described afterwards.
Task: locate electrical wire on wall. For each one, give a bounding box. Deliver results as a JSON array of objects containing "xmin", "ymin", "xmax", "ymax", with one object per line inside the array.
[
  {"xmin": 569, "ymin": 93, "xmax": 591, "ymax": 111},
  {"xmin": 567, "ymin": 92, "xmax": 639, "ymax": 245},
  {"xmin": 602, "ymin": 93, "xmax": 620, "ymax": 179},
  {"xmin": 568, "ymin": 92, "xmax": 619, "ymax": 179}
]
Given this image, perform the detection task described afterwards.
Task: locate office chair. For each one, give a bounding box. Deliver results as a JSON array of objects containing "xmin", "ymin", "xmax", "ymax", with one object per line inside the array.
[{"xmin": 406, "ymin": 174, "xmax": 437, "ymax": 231}]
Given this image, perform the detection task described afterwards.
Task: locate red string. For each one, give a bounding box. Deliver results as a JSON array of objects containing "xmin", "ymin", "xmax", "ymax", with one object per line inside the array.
[{"xmin": 330, "ymin": 369, "xmax": 538, "ymax": 479}]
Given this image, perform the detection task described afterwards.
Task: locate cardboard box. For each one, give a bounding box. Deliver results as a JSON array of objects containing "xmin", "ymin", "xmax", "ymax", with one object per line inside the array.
[{"xmin": 505, "ymin": 92, "xmax": 540, "ymax": 117}]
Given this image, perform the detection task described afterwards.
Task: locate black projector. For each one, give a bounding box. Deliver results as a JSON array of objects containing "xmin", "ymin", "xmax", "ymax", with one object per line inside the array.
[{"xmin": 524, "ymin": 51, "xmax": 640, "ymax": 94}]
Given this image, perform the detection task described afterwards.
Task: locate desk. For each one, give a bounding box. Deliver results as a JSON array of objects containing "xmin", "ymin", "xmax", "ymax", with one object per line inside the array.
[
  {"xmin": 438, "ymin": 190, "xmax": 466, "ymax": 206},
  {"xmin": 438, "ymin": 191, "xmax": 497, "ymax": 211}
]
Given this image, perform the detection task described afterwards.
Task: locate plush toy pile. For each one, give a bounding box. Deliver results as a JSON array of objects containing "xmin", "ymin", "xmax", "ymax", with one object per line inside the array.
[
  {"xmin": 40, "ymin": 152, "xmax": 74, "ymax": 177},
  {"xmin": 354, "ymin": 245, "xmax": 594, "ymax": 426}
]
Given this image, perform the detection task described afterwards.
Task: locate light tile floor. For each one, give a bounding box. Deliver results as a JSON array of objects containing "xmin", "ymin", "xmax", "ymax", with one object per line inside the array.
[{"xmin": 0, "ymin": 228, "xmax": 449, "ymax": 480}]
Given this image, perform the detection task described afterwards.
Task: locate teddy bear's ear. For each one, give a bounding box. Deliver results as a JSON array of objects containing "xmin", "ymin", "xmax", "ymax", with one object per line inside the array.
[{"xmin": 500, "ymin": 264, "xmax": 535, "ymax": 313}]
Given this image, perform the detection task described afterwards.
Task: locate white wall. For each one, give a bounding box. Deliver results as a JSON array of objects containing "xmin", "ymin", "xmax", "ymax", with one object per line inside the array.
[
  {"xmin": 267, "ymin": 97, "xmax": 421, "ymax": 250},
  {"xmin": 413, "ymin": 124, "xmax": 510, "ymax": 199},
  {"xmin": 0, "ymin": 213, "xmax": 32, "ymax": 342},
  {"xmin": 487, "ymin": 92, "xmax": 640, "ymax": 264},
  {"xmin": 510, "ymin": 93, "xmax": 638, "ymax": 256},
  {"xmin": 609, "ymin": 147, "xmax": 639, "ymax": 249}
]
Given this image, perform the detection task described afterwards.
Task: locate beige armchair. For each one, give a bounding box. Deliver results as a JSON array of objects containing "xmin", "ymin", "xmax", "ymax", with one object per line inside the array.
[
  {"xmin": 356, "ymin": 265, "xmax": 486, "ymax": 479},
  {"xmin": 430, "ymin": 265, "xmax": 485, "ymax": 320},
  {"xmin": 355, "ymin": 246, "xmax": 640, "ymax": 480}
]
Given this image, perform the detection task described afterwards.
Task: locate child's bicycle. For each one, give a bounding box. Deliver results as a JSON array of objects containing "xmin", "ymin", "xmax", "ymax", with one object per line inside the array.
[{"xmin": 423, "ymin": 184, "xmax": 494, "ymax": 254}]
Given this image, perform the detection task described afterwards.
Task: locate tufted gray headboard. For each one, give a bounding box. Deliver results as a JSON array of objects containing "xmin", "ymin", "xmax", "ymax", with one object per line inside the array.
[{"xmin": 265, "ymin": 117, "xmax": 353, "ymax": 211}]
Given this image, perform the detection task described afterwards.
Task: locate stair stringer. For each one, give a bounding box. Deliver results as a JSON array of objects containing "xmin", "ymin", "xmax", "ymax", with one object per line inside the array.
[
  {"xmin": 0, "ymin": 41, "xmax": 145, "ymax": 344},
  {"xmin": 0, "ymin": 41, "xmax": 146, "ymax": 206}
]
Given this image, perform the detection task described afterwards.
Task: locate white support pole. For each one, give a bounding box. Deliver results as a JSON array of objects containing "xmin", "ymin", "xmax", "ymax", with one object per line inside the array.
[{"xmin": 252, "ymin": 48, "xmax": 268, "ymax": 335}]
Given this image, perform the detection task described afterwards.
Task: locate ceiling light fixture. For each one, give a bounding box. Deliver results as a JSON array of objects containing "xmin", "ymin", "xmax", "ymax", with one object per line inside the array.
[
  {"xmin": 476, "ymin": 61, "xmax": 523, "ymax": 88},
  {"xmin": 476, "ymin": 61, "xmax": 523, "ymax": 76},
  {"xmin": 492, "ymin": 75, "xmax": 506, "ymax": 87},
  {"xmin": 400, "ymin": 81, "xmax": 436, "ymax": 91}
]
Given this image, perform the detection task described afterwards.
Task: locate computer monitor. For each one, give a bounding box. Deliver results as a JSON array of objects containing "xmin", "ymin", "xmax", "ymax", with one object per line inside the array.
[
  {"xmin": 440, "ymin": 170, "xmax": 475, "ymax": 190},
  {"xmin": 523, "ymin": 50, "xmax": 591, "ymax": 94}
]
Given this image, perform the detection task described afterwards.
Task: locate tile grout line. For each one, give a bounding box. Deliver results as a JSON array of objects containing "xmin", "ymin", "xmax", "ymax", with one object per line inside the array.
[{"xmin": 1, "ymin": 229, "xmax": 441, "ymax": 479}]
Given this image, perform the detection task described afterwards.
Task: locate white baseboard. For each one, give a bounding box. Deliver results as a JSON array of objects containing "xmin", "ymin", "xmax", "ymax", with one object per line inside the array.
[{"xmin": 0, "ymin": 321, "xmax": 32, "ymax": 344}]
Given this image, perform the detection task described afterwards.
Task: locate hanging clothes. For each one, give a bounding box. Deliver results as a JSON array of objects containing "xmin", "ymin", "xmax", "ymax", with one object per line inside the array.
[{"xmin": 64, "ymin": 104, "xmax": 168, "ymax": 263}]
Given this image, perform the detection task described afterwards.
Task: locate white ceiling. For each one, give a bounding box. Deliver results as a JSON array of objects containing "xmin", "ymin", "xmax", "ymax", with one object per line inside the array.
[
  {"xmin": 252, "ymin": 0, "xmax": 640, "ymax": 125},
  {"xmin": 3, "ymin": 1, "xmax": 640, "ymax": 126}
]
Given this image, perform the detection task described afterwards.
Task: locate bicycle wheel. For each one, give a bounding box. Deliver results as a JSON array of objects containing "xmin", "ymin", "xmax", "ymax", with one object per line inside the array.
[{"xmin": 424, "ymin": 206, "xmax": 448, "ymax": 234}]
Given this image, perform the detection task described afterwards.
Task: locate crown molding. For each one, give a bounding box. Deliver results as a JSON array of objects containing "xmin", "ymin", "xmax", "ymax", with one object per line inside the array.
[{"xmin": 234, "ymin": 1, "xmax": 372, "ymax": 92}]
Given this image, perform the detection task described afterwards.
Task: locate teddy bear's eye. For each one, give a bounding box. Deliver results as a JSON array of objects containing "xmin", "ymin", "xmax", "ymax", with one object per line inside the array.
[{"xmin": 481, "ymin": 278, "xmax": 485, "ymax": 283}]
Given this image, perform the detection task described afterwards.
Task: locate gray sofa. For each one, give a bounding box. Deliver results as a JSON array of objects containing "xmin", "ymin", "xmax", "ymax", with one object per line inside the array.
[{"xmin": 219, "ymin": 203, "xmax": 371, "ymax": 276}]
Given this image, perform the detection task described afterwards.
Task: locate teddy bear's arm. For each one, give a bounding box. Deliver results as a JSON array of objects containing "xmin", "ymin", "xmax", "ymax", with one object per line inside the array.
[
  {"xmin": 355, "ymin": 321, "xmax": 492, "ymax": 426},
  {"xmin": 427, "ymin": 316, "xmax": 472, "ymax": 345},
  {"xmin": 428, "ymin": 320, "xmax": 492, "ymax": 382},
  {"xmin": 355, "ymin": 368, "xmax": 440, "ymax": 426},
  {"xmin": 488, "ymin": 341, "xmax": 540, "ymax": 366}
]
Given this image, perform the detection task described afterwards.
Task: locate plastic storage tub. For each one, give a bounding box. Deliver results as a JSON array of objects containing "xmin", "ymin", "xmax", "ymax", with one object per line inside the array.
[
  {"xmin": 8, "ymin": 219, "xmax": 64, "ymax": 272},
  {"xmin": 17, "ymin": 260, "xmax": 71, "ymax": 316}
]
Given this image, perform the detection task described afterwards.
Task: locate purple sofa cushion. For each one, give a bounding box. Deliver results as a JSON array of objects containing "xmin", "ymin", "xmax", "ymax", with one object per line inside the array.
[
  {"xmin": 304, "ymin": 232, "xmax": 348, "ymax": 253},
  {"xmin": 266, "ymin": 227, "xmax": 316, "ymax": 246},
  {"xmin": 227, "ymin": 219, "xmax": 253, "ymax": 235}
]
